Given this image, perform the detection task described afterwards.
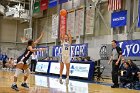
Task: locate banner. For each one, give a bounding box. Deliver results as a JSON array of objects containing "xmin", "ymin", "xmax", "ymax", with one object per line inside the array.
[
  {"xmin": 52, "ymin": 43, "xmax": 88, "ymax": 57},
  {"xmin": 48, "ymin": 0, "xmax": 57, "ymax": 8},
  {"xmin": 111, "ymin": 10, "xmax": 127, "ymax": 28},
  {"xmin": 40, "ymin": 0, "xmax": 48, "ymax": 11},
  {"xmin": 118, "ymin": 40, "xmax": 140, "ymax": 57},
  {"xmin": 59, "ymin": 11, "xmax": 67, "ymax": 38},
  {"xmin": 33, "ymin": 1, "xmax": 40, "ymax": 13},
  {"xmin": 52, "ymin": 14, "xmax": 59, "ymax": 39},
  {"xmin": 67, "ymin": 11, "xmax": 75, "ymax": 37},
  {"xmin": 59, "ymin": 0, "xmax": 68, "ymax": 4},
  {"xmin": 35, "ymin": 47, "xmax": 49, "ymax": 59},
  {"xmin": 85, "ymin": 7, "xmax": 95, "ymax": 35},
  {"xmin": 35, "ymin": 62, "xmax": 49, "ymax": 73},
  {"xmin": 138, "ymin": 0, "xmax": 140, "ymax": 27},
  {"xmin": 49, "ymin": 62, "xmax": 90, "ymax": 78},
  {"xmin": 75, "ymin": 8, "xmax": 84, "ymax": 36}
]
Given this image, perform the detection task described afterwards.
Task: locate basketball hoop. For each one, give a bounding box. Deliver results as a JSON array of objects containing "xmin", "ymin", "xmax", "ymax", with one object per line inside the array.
[{"xmin": 21, "ymin": 37, "xmax": 28, "ymax": 43}]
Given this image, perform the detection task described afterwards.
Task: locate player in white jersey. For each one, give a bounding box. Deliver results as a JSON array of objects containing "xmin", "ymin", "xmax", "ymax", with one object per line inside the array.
[{"xmin": 59, "ymin": 30, "xmax": 72, "ymax": 84}]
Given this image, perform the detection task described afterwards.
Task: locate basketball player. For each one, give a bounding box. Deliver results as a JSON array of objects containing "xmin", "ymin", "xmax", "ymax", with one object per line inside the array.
[
  {"xmin": 59, "ymin": 30, "xmax": 72, "ymax": 84},
  {"xmin": 11, "ymin": 32, "xmax": 44, "ymax": 91}
]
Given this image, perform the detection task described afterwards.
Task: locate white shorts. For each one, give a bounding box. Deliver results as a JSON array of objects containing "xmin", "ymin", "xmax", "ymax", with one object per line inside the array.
[{"xmin": 62, "ymin": 55, "xmax": 70, "ymax": 63}]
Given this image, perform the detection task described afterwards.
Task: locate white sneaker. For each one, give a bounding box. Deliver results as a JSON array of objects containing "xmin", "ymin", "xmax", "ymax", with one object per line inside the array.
[
  {"xmin": 59, "ymin": 78, "xmax": 63, "ymax": 84},
  {"xmin": 66, "ymin": 78, "xmax": 69, "ymax": 84}
]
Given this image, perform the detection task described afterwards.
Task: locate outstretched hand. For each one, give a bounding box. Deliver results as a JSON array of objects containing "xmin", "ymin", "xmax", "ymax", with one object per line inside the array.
[{"xmin": 41, "ymin": 31, "xmax": 44, "ymax": 36}]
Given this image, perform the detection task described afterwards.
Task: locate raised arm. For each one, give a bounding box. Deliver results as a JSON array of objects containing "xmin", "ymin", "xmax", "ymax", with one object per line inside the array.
[
  {"xmin": 60, "ymin": 33, "xmax": 64, "ymax": 43},
  {"xmin": 34, "ymin": 31, "xmax": 44, "ymax": 45},
  {"xmin": 68, "ymin": 30, "xmax": 72, "ymax": 44}
]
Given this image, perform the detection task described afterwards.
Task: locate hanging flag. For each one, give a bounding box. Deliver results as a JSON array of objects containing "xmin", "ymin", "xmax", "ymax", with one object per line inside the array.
[
  {"xmin": 59, "ymin": 9, "xmax": 67, "ymax": 38},
  {"xmin": 40, "ymin": 0, "xmax": 48, "ymax": 11},
  {"xmin": 75, "ymin": 8, "xmax": 84, "ymax": 36},
  {"xmin": 108, "ymin": 0, "xmax": 122, "ymax": 11},
  {"xmin": 138, "ymin": 0, "xmax": 140, "ymax": 27},
  {"xmin": 59, "ymin": 0, "xmax": 68, "ymax": 4},
  {"xmin": 52, "ymin": 14, "xmax": 59, "ymax": 39},
  {"xmin": 111, "ymin": 10, "xmax": 127, "ymax": 27},
  {"xmin": 33, "ymin": 1, "xmax": 40, "ymax": 13},
  {"xmin": 48, "ymin": 0, "xmax": 57, "ymax": 8}
]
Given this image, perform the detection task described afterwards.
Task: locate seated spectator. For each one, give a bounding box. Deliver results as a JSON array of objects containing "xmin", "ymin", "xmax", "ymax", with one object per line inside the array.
[
  {"xmin": 120, "ymin": 62, "xmax": 132, "ymax": 87},
  {"xmin": 77, "ymin": 57, "xmax": 82, "ymax": 61},
  {"xmin": 119, "ymin": 58, "xmax": 126, "ymax": 73},
  {"xmin": 128, "ymin": 59, "xmax": 139, "ymax": 82},
  {"xmin": 5, "ymin": 58, "xmax": 15, "ymax": 70},
  {"xmin": 44, "ymin": 57, "xmax": 50, "ymax": 61},
  {"xmin": 49, "ymin": 57, "xmax": 53, "ymax": 61},
  {"xmin": 84, "ymin": 56, "xmax": 91, "ymax": 62}
]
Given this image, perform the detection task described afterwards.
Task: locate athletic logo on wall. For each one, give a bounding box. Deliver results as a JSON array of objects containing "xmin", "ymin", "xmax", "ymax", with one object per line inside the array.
[{"xmin": 99, "ymin": 45, "xmax": 108, "ymax": 60}]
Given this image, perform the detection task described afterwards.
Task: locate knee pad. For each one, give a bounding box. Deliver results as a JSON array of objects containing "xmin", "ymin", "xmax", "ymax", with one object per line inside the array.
[
  {"xmin": 14, "ymin": 68, "xmax": 22, "ymax": 77},
  {"xmin": 24, "ymin": 68, "xmax": 30, "ymax": 77}
]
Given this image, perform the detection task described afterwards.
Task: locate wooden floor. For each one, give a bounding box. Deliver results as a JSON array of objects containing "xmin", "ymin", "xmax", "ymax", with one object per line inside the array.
[{"xmin": 0, "ymin": 70, "xmax": 140, "ymax": 93}]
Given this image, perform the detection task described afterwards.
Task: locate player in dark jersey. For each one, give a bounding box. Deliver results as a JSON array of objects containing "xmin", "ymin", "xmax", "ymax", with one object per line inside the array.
[{"xmin": 11, "ymin": 32, "xmax": 44, "ymax": 91}]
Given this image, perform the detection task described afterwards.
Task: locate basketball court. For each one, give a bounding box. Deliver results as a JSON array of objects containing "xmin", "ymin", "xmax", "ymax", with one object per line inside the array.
[{"xmin": 0, "ymin": 70, "xmax": 139, "ymax": 93}]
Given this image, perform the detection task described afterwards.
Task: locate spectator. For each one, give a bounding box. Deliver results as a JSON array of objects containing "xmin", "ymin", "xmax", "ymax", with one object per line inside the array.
[
  {"xmin": 44, "ymin": 57, "xmax": 50, "ymax": 61},
  {"xmin": 5, "ymin": 58, "xmax": 15, "ymax": 71},
  {"xmin": 84, "ymin": 56, "xmax": 91, "ymax": 62},
  {"xmin": 128, "ymin": 59, "xmax": 139, "ymax": 81},
  {"xmin": 120, "ymin": 62, "xmax": 132, "ymax": 87},
  {"xmin": 49, "ymin": 57, "xmax": 53, "ymax": 61},
  {"xmin": 2, "ymin": 53, "xmax": 8, "ymax": 68},
  {"xmin": 77, "ymin": 57, "xmax": 82, "ymax": 61},
  {"xmin": 30, "ymin": 52, "xmax": 38, "ymax": 73},
  {"xmin": 119, "ymin": 58, "xmax": 126, "ymax": 71}
]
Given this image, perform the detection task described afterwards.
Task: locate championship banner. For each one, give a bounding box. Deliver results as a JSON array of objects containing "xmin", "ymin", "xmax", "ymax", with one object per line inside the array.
[
  {"xmin": 48, "ymin": 0, "xmax": 57, "ymax": 8},
  {"xmin": 59, "ymin": 0, "xmax": 68, "ymax": 4},
  {"xmin": 52, "ymin": 14, "xmax": 59, "ymax": 39},
  {"xmin": 35, "ymin": 47, "xmax": 49, "ymax": 59},
  {"xmin": 40, "ymin": 0, "xmax": 48, "ymax": 11},
  {"xmin": 52, "ymin": 43, "xmax": 88, "ymax": 57},
  {"xmin": 59, "ymin": 9, "xmax": 67, "ymax": 38},
  {"xmin": 111, "ymin": 10, "xmax": 127, "ymax": 28},
  {"xmin": 67, "ymin": 11, "xmax": 75, "ymax": 37},
  {"xmin": 33, "ymin": 1, "xmax": 40, "ymax": 13},
  {"xmin": 85, "ymin": 7, "xmax": 95, "ymax": 35},
  {"xmin": 75, "ymin": 8, "xmax": 84, "ymax": 36},
  {"xmin": 118, "ymin": 40, "xmax": 140, "ymax": 57},
  {"xmin": 138, "ymin": 0, "xmax": 140, "ymax": 27}
]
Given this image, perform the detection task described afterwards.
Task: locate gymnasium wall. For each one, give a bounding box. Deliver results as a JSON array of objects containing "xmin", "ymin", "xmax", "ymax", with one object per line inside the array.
[{"xmin": 0, "ymin": 17, "xmax": 29, "ymax": 58}]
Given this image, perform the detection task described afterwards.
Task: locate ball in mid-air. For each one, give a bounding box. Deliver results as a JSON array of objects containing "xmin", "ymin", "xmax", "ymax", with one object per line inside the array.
[{"xmin": 60, "ymin": 9, "xmax": 67, "ymax": 16}]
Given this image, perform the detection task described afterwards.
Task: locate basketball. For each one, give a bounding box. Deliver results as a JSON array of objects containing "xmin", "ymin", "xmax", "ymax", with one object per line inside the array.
[{"xmin": 60, "ymin": 9, "xmax": 67, "ymax": 16}]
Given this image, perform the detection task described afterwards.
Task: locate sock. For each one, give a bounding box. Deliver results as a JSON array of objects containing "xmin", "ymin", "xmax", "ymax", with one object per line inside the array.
[
  {"xmin": 23, "ymin": 81, "xmax": 26, "ymax": 84},
  {"xmin": 60, "ymin": 77, "xmax": 62, "ymax": 79},
  {"xmin": 13, "ymin": 82, "xmax": 16, "ymax": 85},
  {"xmin": 66, "ymin": 76, "xmax": 69, "ymax": 79}
]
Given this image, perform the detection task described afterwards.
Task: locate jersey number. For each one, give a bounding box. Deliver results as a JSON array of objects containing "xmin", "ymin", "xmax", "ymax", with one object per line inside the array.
[{"xmin": 65, "ymin": 47, "xmax": 68, "ymax": 50}]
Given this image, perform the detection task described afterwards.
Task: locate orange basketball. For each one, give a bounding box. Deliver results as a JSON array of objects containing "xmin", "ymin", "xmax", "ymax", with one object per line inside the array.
[{"xmin": 60, "ymin": 9, "xmax": 67, "ymax": 16}]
